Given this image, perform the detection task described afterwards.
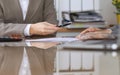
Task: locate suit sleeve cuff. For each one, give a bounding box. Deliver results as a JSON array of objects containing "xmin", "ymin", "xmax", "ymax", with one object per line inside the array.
[{"xmin": 24, "ymin": 24, "xmax": 31, "ymax": 36}]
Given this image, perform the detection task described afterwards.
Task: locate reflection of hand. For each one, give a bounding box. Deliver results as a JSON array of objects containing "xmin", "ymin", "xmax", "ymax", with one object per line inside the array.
[
  {"xmin": 76, "ymin": 29, "xmax": 112, "ymax": 40},
  {"xmin": 30, "ymin": 42, "xmax": 59, "ymax": 49},
  {"xmin": 30, "ymin": 22, "xmax": 60, "ymax": 35}
]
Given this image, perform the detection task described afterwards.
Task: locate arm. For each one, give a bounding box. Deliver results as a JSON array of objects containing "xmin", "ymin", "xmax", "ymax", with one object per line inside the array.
[
  {"xmin": 0, "ymin": 5, "xmax": 59, "ymax": 37},
  {"xmin": 0, "ymin": 23, "xmax": 27, "ymax": 37},
  {"xmin": 43, "ymin": 0, "xmax": 57, "ymax": 25},
  {"xmin": 29, "ymin": 0, "xmax": 59, "ymax": 36},
  {"xmin": 0, "ymin": 5, "xmax": 27, "ymax": 37}
]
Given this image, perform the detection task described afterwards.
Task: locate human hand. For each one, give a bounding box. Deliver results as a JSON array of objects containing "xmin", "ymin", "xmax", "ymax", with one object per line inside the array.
[
  {"xmin": 79, "ymin": 27, "xmax": 102, "ymax": 36},
  {"xmin": 30, "ymin": 22, "xmax": 60, "ymax": 35},
  {"xmin": 76, "ymin": 29, "xmax": 112, "ymax": 40}
]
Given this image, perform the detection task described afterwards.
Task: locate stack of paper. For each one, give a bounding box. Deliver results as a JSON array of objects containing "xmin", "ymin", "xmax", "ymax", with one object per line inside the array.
[{"xmin": 26, "ymin": 37, "xmax": 79, "ymax": 42}]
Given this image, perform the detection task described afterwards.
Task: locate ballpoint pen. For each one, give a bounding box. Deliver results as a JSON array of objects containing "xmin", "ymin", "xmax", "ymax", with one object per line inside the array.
[{"xmin": 57, "ymin": 22, "xmax": 72, "ymax": 27}]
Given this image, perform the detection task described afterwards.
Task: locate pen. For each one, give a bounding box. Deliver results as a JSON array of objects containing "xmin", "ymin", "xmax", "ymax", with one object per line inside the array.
[{"xmin": 57, "ymin": 22, "xmax": 72, "ymax": 27}]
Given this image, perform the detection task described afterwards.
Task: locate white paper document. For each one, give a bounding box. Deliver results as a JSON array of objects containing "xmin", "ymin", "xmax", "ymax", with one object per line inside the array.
[{"xmin": 26, "ymin": 37, "xmax": 79, "ymax": 42}]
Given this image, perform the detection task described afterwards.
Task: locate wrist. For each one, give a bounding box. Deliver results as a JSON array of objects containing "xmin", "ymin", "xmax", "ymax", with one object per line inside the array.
[
  {"xmin": 30, "ymin": 24, "xmax": 35, "ymax": 35},
  {"xmin": 24, "ymin": 24, "xmax": 31, "ymax": 36}
]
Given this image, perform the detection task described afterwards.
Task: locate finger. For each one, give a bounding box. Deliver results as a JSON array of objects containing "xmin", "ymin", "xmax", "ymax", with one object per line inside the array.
[
  {"xmin": 43, "ymin": 22, "xmax": 56, "ymax": 27},
  {"xmin": 80, "ymin": 30, "xmax": 88, "ymax": 35},
  {"xmin": 42, "ymin": 22, "xmax": 61, "ymax": 30},
  {"xmin": 80, "ymin": 27, "xmax": 101, "ymax": 35},
  {"xmin": 39, "ymin": 32, "xmax": 50, "ymax": 35},
  {"xmin": 76, "ymin": 34, "xmax": 88, "ymax": 40},
  {"xmin": 45, "ymin": 29, "xmax": 57, "ymax": 33},
  {"xmin": 77, "ymin": 32, "xmax": 97, "ymax": 40},
  {"xmin": 87, "ymin": 27, "xmax": 101, "ymax": 32},
  {"xmin": 37, "ymin": 26, "xmax": 58, "ymax": 35},
  {"xmin": 40, "ymin": 30, "xmax": 56, "ymax": 35},
  {"xmin": 45, "ymin": 26, "xmax": 59, "ymax": 31},
  {"xmin": 80, "ymin": 28, "xmax": 91, "ymax": 35},
  {"xmin": 84, "ymin": 33, "xmax": 107, "ymax": 39}
]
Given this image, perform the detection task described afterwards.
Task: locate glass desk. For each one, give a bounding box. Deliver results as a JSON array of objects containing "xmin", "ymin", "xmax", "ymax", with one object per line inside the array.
[
  {"xmin": 0, "ymin": 39, "xmax": 119, "ymax": 75},
  {"xmin": 0, "ymin": 41, "xmax": 58, "ymax": 75}
]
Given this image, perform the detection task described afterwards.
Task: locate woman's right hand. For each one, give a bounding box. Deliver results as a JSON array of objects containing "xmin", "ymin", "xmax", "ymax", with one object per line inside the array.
[{"xmin": 30, "ymin": 22, "xmax": 60, "ymax": 35}]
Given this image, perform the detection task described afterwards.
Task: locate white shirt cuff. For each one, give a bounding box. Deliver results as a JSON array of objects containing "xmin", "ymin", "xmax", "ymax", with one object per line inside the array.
[{"xmin": 24, "ymin": 24, "xmax": 31, "ymax": 36}]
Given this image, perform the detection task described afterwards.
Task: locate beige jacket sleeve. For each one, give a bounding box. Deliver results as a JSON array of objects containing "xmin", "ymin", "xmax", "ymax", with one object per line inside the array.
[
  {"xmin": 0, "ymin": 6, "xmax": 27, "ymax": 36},
  {"xmin": 43, "ymin": 0, "xmax": 58, "ymax": 25}
]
